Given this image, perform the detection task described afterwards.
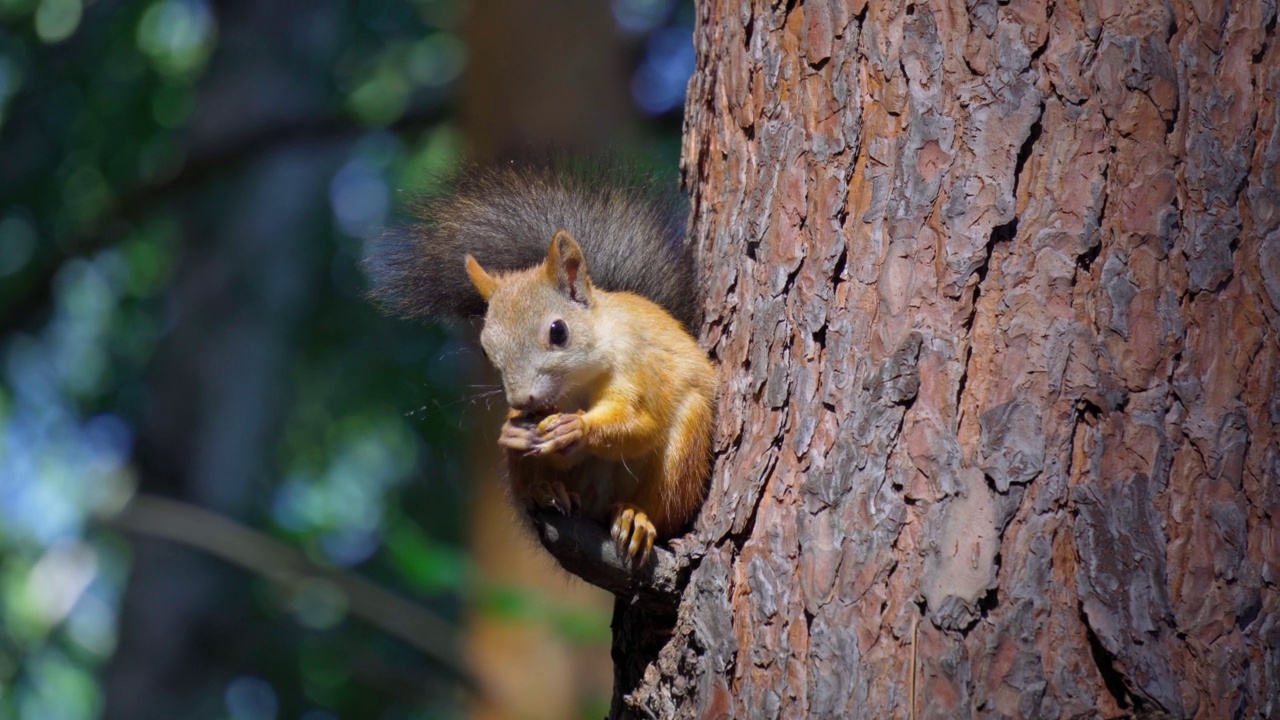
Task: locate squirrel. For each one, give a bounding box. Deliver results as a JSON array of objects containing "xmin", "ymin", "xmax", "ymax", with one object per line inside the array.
[{"xmin": 367, "ymin": 161, "xmax": 717, "ymax": 564}]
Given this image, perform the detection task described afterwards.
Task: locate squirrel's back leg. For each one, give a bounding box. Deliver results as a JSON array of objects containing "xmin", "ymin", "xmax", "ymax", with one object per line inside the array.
[
  {"xmin": 630, "ymin": 392, "xmax": 714, "ymax": 539},
  {"xmin": 507, "ymin": 453, "xmax": 579, "ymax": 517},
  {"xmin": 506, "ymin": 452, "xmax": 541, "ymax": 512}
]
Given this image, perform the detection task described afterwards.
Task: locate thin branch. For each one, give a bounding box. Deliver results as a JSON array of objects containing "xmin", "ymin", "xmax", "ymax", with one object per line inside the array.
[
  {"xmin": 528, "ymin": 511, "xmax": 685, "ymax": 612},
  {"xmin": 0, "ymin": 104, "xmax": 447, "ymax": 334},
  {"xmin": 102, "ymin": 493, "xmax": 477, "ymax": 691}
]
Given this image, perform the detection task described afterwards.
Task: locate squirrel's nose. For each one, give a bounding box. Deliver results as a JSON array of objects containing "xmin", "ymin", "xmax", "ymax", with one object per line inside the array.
[
  {"xmin": 509, "ymin": 395, "xmax": 538, "ymax": 413},
  {"xmin": 510, "ymin": 393, "xmax": 555, "ymax": 416}
]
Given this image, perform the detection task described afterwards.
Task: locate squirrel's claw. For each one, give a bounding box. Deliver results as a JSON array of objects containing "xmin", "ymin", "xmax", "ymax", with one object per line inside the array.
[
  {"xmin": 531, "ymin": 481, "xmax": 579, "ymax": 516},
  {"xmin": 534, "ymin": 413, "xmax": 563, "ymax": 433},
  {"xmin": 610, "ymin": 503, "xmax": 656, "ymax": 566},
  {"xmin": 498, "ymin": 420, "xmax": 536, "ymax": 452},
  {"xmin": 529, "ymin": 412, "xmax": 585, "ymax": 456}
]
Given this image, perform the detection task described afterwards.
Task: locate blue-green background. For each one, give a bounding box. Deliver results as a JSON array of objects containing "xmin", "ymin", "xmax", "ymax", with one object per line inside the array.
[{"xmin": 0, "ymin": 0, "xmax": 692, "ymax": 717}]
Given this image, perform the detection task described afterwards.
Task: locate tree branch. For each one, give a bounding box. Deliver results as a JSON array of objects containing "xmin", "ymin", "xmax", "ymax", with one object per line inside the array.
[
  {"xmin": 0, "ymin": 104, "xmax": 447, "ymax": 334},
  {"xmin": 102, "ymin": 493, "xmax": 477, "ymax": 691},
  {"xmin": 527, "ymin": 511, "xmax": 685, "ymax": 612}
]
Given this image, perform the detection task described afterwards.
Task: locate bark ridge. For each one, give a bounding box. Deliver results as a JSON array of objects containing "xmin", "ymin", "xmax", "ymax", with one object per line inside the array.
[{"xmin": 619, "ymin": 0, "xmax": 1280, "ymax": 717}]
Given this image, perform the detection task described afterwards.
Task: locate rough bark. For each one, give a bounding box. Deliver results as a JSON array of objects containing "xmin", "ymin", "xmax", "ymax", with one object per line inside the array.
[{"xmin": 608, "ymin": 0, "xmax": 1279, "ymax": 717}]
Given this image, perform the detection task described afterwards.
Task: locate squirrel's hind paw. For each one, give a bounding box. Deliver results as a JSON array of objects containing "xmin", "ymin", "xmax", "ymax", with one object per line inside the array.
[
  {"xmin": 530, "ymin": 481, "xmax": 579, "ymax": 516},
  {"xmin": 610, "ymin": 503, "xmax": 656, "ymax": 566}
]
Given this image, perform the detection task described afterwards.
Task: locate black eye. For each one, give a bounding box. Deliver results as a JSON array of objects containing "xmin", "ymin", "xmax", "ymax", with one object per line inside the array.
[{"xmin": 548, "ymin": 319, "xmax": 568, "ymax": 347}]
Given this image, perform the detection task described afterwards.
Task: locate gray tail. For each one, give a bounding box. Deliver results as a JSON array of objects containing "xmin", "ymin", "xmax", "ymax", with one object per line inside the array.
[{"xmin": 365, "ymin": 158, "xmax": 698, "ymax": 329}]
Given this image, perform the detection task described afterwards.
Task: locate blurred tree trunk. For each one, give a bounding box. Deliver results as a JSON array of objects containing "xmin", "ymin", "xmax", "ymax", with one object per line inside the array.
[
  {"xmin": 615, "ymin": 0, "xmax": 1280, "ymax": 717},
  {"xmin": 101, "ymin": 3, "xmax": 336, "ymax": 717},
  {"xmin": 458, "ymin": 2, "xmax": 632, "ymax": 719},
  {"xmin": 103, "ymin": 151, "xmax": 329, "ymax": 719}
]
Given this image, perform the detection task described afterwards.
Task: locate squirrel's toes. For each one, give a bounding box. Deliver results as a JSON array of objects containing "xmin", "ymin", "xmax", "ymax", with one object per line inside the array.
[
  {"xmin": 610, "ymin": 503, "xmax": 656, "ymax": 566},
  {"xmin": 530, "ymin": 481, "xmax": 579, "ymax": 516}
]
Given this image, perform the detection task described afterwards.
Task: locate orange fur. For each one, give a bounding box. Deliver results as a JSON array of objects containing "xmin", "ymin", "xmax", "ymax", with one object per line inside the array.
[{"xmin": 470, "ymin": 234, "xmax": 716, "ymax": 560}]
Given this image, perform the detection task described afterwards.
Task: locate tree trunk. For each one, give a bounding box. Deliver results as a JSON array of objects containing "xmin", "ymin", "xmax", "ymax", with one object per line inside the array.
[{"xmin": 613, "ymin": 0, "xmax": 1279, "ymax": 717}]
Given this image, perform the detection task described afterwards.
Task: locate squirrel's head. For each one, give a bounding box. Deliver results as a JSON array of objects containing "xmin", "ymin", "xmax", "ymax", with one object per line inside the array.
[{"xmin": 465, "ymin": 230, "xmax": 610, "ymax": 415}]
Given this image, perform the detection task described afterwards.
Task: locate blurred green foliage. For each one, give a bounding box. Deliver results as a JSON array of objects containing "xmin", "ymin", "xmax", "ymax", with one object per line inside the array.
[{"xmin": 0, "ymin": 0, "xmax": 691, "ymax": 717}]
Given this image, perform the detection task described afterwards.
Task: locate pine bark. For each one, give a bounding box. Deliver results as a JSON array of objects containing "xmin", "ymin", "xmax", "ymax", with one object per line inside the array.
[{"xmin": 612, "ymin": 0, "xmax": 1280, "ymax": 717}]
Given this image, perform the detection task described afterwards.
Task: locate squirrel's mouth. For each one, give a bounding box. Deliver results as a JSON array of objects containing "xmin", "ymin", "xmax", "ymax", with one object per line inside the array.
[{"xmin": 513, "ymin": 402, "xmax": 558, "ymax": 421}]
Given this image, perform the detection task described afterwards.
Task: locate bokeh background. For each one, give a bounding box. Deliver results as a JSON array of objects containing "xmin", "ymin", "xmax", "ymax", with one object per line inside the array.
[{"xmin": 0, "ymin": 0, "xmax": 693, "ymax": 718}]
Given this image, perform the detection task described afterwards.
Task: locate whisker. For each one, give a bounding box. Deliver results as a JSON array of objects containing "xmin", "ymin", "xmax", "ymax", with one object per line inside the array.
[{"xmin": 403, "ymin": 387, "xmax": 507, "ymax": 418}]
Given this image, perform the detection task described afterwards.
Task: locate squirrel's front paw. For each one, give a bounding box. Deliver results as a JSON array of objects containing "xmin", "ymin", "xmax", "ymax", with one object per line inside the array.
[
  {"xmin": 610, "ymin": 503, "xmax": 656, "ymax": 566},
  {"xmin": 530, "ymin": 413, "xmax": 585, "ymax": 456},
  {"xmin": 498, "ymin": 418, "xmax": 538, "ymax": 453},
  {"xmin": 529, "ymin": 481, "xmax": 579, "ymax": 516}
]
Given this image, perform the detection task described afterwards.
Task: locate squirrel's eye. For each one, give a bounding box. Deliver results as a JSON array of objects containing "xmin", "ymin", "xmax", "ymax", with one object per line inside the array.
[{"xmin": 548, "ymin": 319, "xmax": 568, "ymax": 347}]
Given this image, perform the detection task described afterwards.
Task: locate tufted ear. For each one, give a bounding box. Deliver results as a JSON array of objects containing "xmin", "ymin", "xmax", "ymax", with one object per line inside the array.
[
  {"xmin": 465, "ymin": 255, "xmax": 499, "ymax": 302},
  {"xmin": 544, "ymin": 230, "xmax": 592, "ymax": 305}
]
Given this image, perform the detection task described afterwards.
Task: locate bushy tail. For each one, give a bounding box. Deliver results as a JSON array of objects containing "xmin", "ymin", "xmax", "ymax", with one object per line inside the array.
[{"xmin": 366, "ymin": 159, "xmax": 698, "ymax": 329}]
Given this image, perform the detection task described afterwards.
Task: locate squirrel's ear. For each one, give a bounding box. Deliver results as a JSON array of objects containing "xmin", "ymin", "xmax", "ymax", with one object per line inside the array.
[
  {"xmin": 465, "ymin": 255, "xmax": 498, "ymax": 302},
  {"xmin": 545, "ymin": 230, "xmax": 592, "ymax": 305}
]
